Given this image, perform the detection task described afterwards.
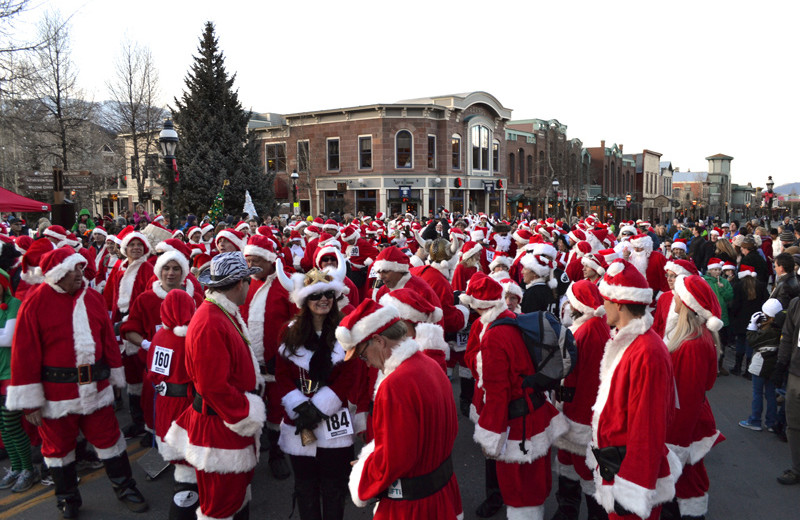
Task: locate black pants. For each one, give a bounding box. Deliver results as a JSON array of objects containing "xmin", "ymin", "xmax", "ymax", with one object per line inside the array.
[{"xmin": 290, "ymin": 446, "xmax": 354, "ymax": 520}]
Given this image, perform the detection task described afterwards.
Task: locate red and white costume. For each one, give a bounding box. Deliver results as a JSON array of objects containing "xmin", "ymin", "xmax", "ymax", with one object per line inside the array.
[{"xmin": 409, "ymin": 264, "xmax": 469, "ymax": 334}]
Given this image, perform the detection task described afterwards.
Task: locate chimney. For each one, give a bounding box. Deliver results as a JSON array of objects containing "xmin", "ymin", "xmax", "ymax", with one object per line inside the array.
[
  {"xmin": 600, "ymin": 140, "xmax": 605, "ymax": 149},
  {"xmin": 619, "ymin": 144, "xmax": 623, "ymax": 153}
]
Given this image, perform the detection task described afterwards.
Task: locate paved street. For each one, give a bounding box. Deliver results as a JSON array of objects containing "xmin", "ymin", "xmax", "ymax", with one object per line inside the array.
[{"xmin": 1, "ymin": 356, "xmax": 797, "ymax": 519}]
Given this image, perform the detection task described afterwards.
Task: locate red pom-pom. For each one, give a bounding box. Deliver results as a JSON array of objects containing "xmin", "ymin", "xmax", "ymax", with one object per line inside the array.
[{"xmin": 0, "ymin": 303, "xmax": 7, "ymax": 311}]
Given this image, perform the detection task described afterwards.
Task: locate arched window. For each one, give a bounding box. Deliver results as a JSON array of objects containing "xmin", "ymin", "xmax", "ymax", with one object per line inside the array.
[
  {"xmin": 610, "ymin": 162, "xmax": 616, "ymax": 195},
  {"xmin": 604, "ymin": 165, "xmax": 608, "ymax": 190},
  {"xmin": 451, "ymin": 134, "xmax": 461, "ymax": 170},
  {"xmin": 518, "ymin": 148, "xmax": 524, "ymax": 182},
  {"xmin": 538, "ymin": 151, "xmax": 545, "ymax": 177},
  {"xmin": 396, "ymin": 130, "xmax": 413, "ymax": 169},
  {"xmin": 509, "ymin": 154, "xmax": 516, "ymax": 184},
  {"xmin": 470, "ymin": 125, "xmax": 491, "ymax": 171},
  {"xmin": 527, "ymin": 155, "xmax": 533, "ymax": 184}
]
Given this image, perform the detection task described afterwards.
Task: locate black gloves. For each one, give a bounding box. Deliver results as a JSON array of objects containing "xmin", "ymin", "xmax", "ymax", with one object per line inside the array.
[
  {"xmin": 293, "ymin": 401, "xmax": 326, "ymax": 434},
  {"xmin": 614, "ymin": 502, "xmax": 635, "ymax": 517},
  {"xmin": 771, "ymin": 362, "xmax": 788, "ymax": 388}
]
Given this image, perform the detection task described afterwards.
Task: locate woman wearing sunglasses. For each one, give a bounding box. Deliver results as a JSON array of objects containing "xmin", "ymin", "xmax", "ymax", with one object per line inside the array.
[{"xmin": 275, "ymin": 260, "xmax": 359, "ymax": 520}]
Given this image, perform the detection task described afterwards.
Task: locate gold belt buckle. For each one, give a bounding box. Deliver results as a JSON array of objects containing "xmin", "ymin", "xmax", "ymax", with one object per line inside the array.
[{"xmin": 77, "ymin": 364, "xmax": 92, "ymax": 385}]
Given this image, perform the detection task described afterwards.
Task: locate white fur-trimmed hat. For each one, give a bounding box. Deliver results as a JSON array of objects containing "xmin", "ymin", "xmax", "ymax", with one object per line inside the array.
[
  {"xmin": 706, "ymin": 257, "xmax": 724, "ymax": 270},
  {"xmin": 630, "ymin": 233, "xmax": 653, "ymax": 251},
  {"xmin": 215, "ymin": 229, "xmax": 246, "ymax": 252},
  {"xmin": 40, "ymin": 246, "xmax": 87, "ymax": 286},
  {"xmin": 673, "ymin": 274, "xmax": 724, "ymax": 332},
  {"xmin": 275, "ymin": 253, "xmax": 348, "ymax": 307},
  {"xmin": 154, "ymin": 250, "xmax": 190, "ymax": 282},
  {"xmin": 664, "ymin": 259, "xmax": 699, "ymax": 277},
  {"xmin": 43, "ymin": 225, "xmax": 68, "ymax": 244},
  {"xmin": 379, "ymin": 288, "xmax": 442, "ymax": 324},
  {"xmin": 459, "ymin": 272, "xmax": 504, "ymax": 310},
  {"xmin": 117, "ymin": 225, "xmax": 151, "ymax": 256},
  {"xmin": 336, "ymin": 299, "xmax": 401, "ymax": 356},
  {"xmin": 489, "ymin": 252, "xmax": 513, "ymax": 271},
  {"xmin": 581, "ymin": 253, "xmax": 607, "ymax": 276},
  {"xmin": 243, "ymin": 234, "xmax": 278, "ymax": 263},
  {"xmin": 460, "ymin": 241, "xmax": 483, "ymax": 261},
  {"xmin": 599, "ymin": 259, "xmax": 653, "ymax": 305},
  {"xmin": 521, "ymin": 253, "xmax": 554, "ymax": 278},
  {"xmin": 671, "ymin": 238, "xmax": 688, "ymax": 251},
  {"xmin": 567, "ymin": 279, "xmax": 606, "ymax": 317},
  {"xmin": 372, "ymin": 246, "xmax": 410, "ymax": 273},
  {"xmin": 498, "ymin": 277, "xmax": 523, "ymax": 300}
]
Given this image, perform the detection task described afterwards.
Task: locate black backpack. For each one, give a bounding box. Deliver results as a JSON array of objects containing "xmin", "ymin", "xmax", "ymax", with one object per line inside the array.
[{"xmin": 490, "ymin": 311, "xmax": 577, "ymax": 393}]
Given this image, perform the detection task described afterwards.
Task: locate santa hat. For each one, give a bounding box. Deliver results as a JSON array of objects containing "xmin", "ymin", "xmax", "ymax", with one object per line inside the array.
[
  {"xmin": 65, "ymin": 232, "xmax": 81, "ymax": 249},
  {"xmin": 372, "ymin": 246, "xmax": 410, "ymax": 273},
  {"xmin": 531, "ymin": 242, "xmax": 557, "ymax": 259},
  {"xmin": 762, "ymin": 298, "xmax": 783, "ymax": 318},
  {"xmin": 489, "ymin": 251, "xmax": 513, "ymax": 271},
  {"xmin": 470, "ymin": 229, "xmax": 486, "ymax": 243},
  {"xmin": 200, "ymin": 223, "xmax": 214, "ymax": 236},
  {"xmin": 499, "ymin": 278, "xmax": 523, "ymax": 300},
  {"xmin": 586, "ymin": 229, "xmax": 607, "ymax": 251},
  {"xmin": 722, "ymin": 262, "xmax": 736, "ymax": 272},
  {"xmin": 156, "ymin": 238, "xmax": 191, "ymax": 258},
  {"xmin": 341, "ymin": 225, "xmax": 360, "ymax": 243},
  {"xmin": 244, "ymin": 235, "xmax": 278, "ymax": 263},
  {"xmin": 710, "ymin": 228, "xmax": 721, "ymax": 237},
  {"xmin": 40, "ymin": 246, "xmax": 87, "ymax": 287},
  {"xmin": 598, "ymin": 248, "xmax": 619, "ymax": 265},
  {"xmin": 573, "ymin": 241, "xmax": 592, "ymax": 259},
  {"xmin": 738, "ymin": 264, "xmax": 757, "ymax": 279},
  {"xmin": 172, "ymin": 228, "xmax": 185, "ymax": 239},
  {"xmin": 192, "ymin": 252, "xmax": 212, "ymax": 277},
  {"xmin": 13, "ymin": 235, "xmax": 32, "ymax": 255},
  {"xmin": 186, "ymin": 226, "xmax": 202, "ymax": 241},
  {"xmin": 215, "ymin": 229, "xmax": 246, "ymax": 252},
  {"xmin": 304, "ymin": 225, "xmax": 322, "ymax": 240},
  {"xmin": 458, "ymin": 272, "xmax": 505, "ymax": 310},
  {"xmin": 317, "ymin": 233, "xmax": 341, "ymax": 250},
  {"xmin": 665, "ymin": 259, "xmax": 699, "ymax": 277},
  {"xmin": 620, "ymin": 225, "xmax": 637, "ymax": 236},
  {"xmin": 568, "ymin": 228, "xmax": 586, "ymax": 244},
  {"xmin": 673, "ymin": 274, "xmax": 724, "ymax": 332},
  {"xmin": 235, "ymin": 221, "xmax": 250, "ymax": 233},
  {"xmin": 375, "ymin": 212, "xmax": 386, "ymax": 221},
  {"xmin": 513, "ymin": 228, "xmax": 533, "ymax": 244},
  {"xmin": 379, "ymin": 288, "xmax": 443, "ymax": 324},
  {"xmin": 521, "ymin": 253, "xmax": 556, "ymax": 285},
  {"xmin": 581, "ymin": 253, "xmax": 607, "ymax": 276},
  {"xmin": 314, "ymin": 245, "xmax": 342, "ymax": 270},
  {"xmin": 449, "ymin": 228, "xmax": 466, "ymax": 241},
  {"xmin": 160, "ymin": 289, "xmax": 196, "ymax": 337},
  {"xmin": 322, "ymin": 219, "xmax": 340, "ymax": 235},
  {"xmin": 117, "ymin": 225, "xmax": 152, "ymax": 256},
  {"xmin": 44, "ymin": 225, "xmax": 68, "ymax": 245},
  {"xmin": 20, "ymin": 238, "xmax": 54, "ymax": 284},
  {"xmin": 459, "ymin": 240, "xmax": 483, "ymax": 262},
  {"xmin": 706, "ymin": 257, "xmax": 724, "ymax": 270},
  {"xmin": 671, "ymin": 239, "xmax": 688, "ymax": 252},
  {"xmin": 637, "ymin": 220, "xmax": 652, "ymax": 229},
  {"xmin": 289, "ymin": 230, "xmax": 303, "ymax": 242},
  {"xmin": 629, "ymin": 233, "xmax": 653, "ymax": 251},
  {"xmin": 599, "ymin": 259, "xmax": 653, "ymax": 305},
  {"xmin": 566, "ymin": 280, "xmax": 606, "ymax": 317},
  {"xmin": 154, "ymin": 248, "xmax": 190, "ymax": 282},
  {"xmin": 91, "ymin": 226, "xmax": 108, "ymax": 238},
  {"xmin": 336, "ymin": 299, "xmax": 401, "ymax": 357}
]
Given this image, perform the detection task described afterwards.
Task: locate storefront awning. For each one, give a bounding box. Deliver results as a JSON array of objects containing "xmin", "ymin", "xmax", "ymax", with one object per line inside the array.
[{"xmin": 507, "ymin": 193, "xmax": 524, "ymax": 202}]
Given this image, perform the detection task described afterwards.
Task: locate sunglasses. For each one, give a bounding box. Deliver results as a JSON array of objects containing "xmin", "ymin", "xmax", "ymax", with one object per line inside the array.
[{"xmin": 308, "ymin": 290, "xmax": 336, "ymax": 301}]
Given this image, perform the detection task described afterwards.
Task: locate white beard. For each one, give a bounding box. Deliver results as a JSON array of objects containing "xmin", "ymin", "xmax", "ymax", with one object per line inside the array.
[
  {"xmin": 494, "ymin": 234, "xmax": 512, "ymax": 253},
  {"xmin": 629, "ymin": 249, "xmax": 650, "ymax": 276}
]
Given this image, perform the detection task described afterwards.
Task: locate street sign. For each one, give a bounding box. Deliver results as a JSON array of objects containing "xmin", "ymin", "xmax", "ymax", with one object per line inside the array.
[
  {"xmin": 293, "ymin": 202, "xmax": 300, "ymax": 215},
  {"xmin": 614, "ymin": 199, "xmax": 626, "ymax": 208}
]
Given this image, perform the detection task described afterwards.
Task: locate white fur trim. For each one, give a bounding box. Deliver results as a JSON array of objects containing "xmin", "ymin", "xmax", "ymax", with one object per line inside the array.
[
  {"xmin": 117, "ymin": 257, "xmax": 146, "ymax": 313},
  {"xmin": 556, "ymin": 459, "xmax": 581, "ymax": 482},
  {"xmin": 288, "ymin": 275, "xmax": 347, "ymax": 308},
  {"xmin": 156, "ymin": 435, "xmax": 186, "ymax": 463},
  {"xmin": 664, "ymin": 261, "xmax": 693, "ymax": 277},
  {"xmin": 382, "ymin": 338, "xmax": 420, "ymax": 377},
  {"xmin": 580, "ymin": 255, "xmax": 605, "ymax": 276},
  {"xmin": 127, "ymin": 382, "xmax": 143, "ymax": 396},
  {"xmin": 277, "ymin": 341, "xmax": 345, "ymax": 373},
  {"xmin": 335, "ymin": 306, "xmax": 400, "ymax": 350},
  {"xmin": 310, "ymin": 386, "xmax": 343, "ymax": 417},
  {"xmin": 379, "ymin": 293, "xmax": 442, "ymax": 324},
  {"xmin": 414, "ymin": 323, "xmax": 449, "ymax": 353},
  {"xmin": 164, "ymin": 422, "xmax": 259, "ymax": 473},
  {"xmin": 532, "ymin": 242, "xmax": 557, "ymax": 259},
  {"xmin": 667, "ymin": 430, "xmax": 721, "ymax": 467},
  {"xmin": 38, "ymin": 384, "xmax": 116, "ymax": 419},
  {"xmin": 554, "ymin": 417, "xmax": 593, "ymax": 455},
  {"xmin": 281, "ymin": 389, "xmax": 308, "ymax": 420},
  {"xmin": 489, "ymin": 255, "xmax": 513, "ymax": 271},
  {"xmin": 507, "ymin": 505, "xmax": 544, "ymax": 520},
  {"xmin": 371, "ymin": 259, "xmax": 409, "ymax": 273},
  {"xmin": 348, "ymin": 440, "xmax": 375, "ymax": 507},
  {"xmin": 459, "ymin": 292, "xmax": 505, "ymax": 311},
  {"xmin": 461, "ymin": 243, "xmax": 483, "ymax": 261},
  {"xmin": 630, "ymin": 234, "xmax": 653, "ymax": 251},
  {"xmin": 172, "ymin": 462, "xmax": 197, "ymax": 484},
  {"xmin": 245, "ymin": 273, "xmax": 277, "ymax": 363},
  {"xmin": 673, "ymin": 275, "xmax": 722, "ymax": 332},
  {"xmin": 5, "ymin": 383, "xmax": 45, "ymax": 411},
  {"xmin": 94, "ymin": 433, "xmax": 127, "ymax": 460},
  {"xmin": 469, "ymin": 403, "xmax": 480, "ymax": 424},
  {"xmin": 44, "ymin": 450, "xmax": 76, "ymax": 468},
  {"xmin": 243, "ymin": 244, "xmax": 277, "ymax": 263},
  {"xmin": 678, "ymin": 494, "xmax": 709, "ymax": 517},
  {"xmin": 110, "ymin": 367, "xmax": 126, "ymax": 389},
  {"xmin": 521, "ymin": 254, "xmax": 553, "ymax": 278},
  {"xmin": 20, "ymin": 266, "xmax": 45, "ymax": 285},
  {"xmin": 454, "ymin": 304, "xmax": 470, "ymax": 329},
  {"xmin": 224, "ymin": 393, "xmax": 266, "ymax": 438},
  {"xmin": 121, "ymin": 231, "xmax": 151, "ymax": 255},
  {"xmin": 476, "ymin": 412, "xmax": 568, "ymax": 463},
  {"xmin": 174, "ymin": 325, "xmax": 189, "ymax": 337},
  {"xmin": 706, "ymin": 261, "xmax": 723, "ymax": 270},
  {"xmin": 566, "ymin": 284, "xmax": 601, "ymax": 317},
  {"xmin": 598, "ymin": 280, "xmax": 653, "ymax": 305},
  {"xmin": 477, "ymin": 303, "xmax": 508, "ymax": 343},
  {"xmin": 277, "ymin": 416, "xmax": 354, "ymax": 457},
  {"xmin": 154, "ymin": 251, "xmax": 190, "ymax": 282},
  {"xmin": 44, "ymin": 253, "xmax": 87, "ymax": 285},
  {"xmin": 215, "ymin": 230, "xmax": 245, "ymax": 252}
]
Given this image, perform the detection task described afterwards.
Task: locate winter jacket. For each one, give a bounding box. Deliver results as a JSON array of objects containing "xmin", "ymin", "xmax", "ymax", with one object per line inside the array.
[
  {"xmin": 770, "ymin": 273, "xmax": 800, "ymax": 310},
  {"xmin": 702, "ymin": 274, "xmax": 734, "ymax": 326},
  {"xmin": 730, "ymin": 279, "xmax": 769, "ymax": 335},
  {"xmin": 778, "ymin": 296, "xmax": 800, "ymax": 378},
  {"xmin": 746, "ymin": 313, "xmax": 785, "ymax": 379}
]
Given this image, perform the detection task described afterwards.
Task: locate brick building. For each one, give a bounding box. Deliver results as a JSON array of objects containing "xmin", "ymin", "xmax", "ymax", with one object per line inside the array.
[
  {"xmin": 587, "ymin": 141, "xmax": 636, "ymax": 221},
  {"xmin": 252, "ymin": 92, "xmax": 512, "ymax": 218}
]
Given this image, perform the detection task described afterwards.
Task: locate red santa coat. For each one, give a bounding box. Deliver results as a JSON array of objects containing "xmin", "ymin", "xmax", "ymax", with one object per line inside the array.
[
  {"xmin": 665, "ymin": 331, "xmax": 724, "ymax": 467},
  {"xmin": 565, "ymin": 257, "xmax": 584, "ymax": 282},
  {"xmin": 300, "ymin": 237, "xmax": 321, "ymax": 273},
  {"xmin": 463, "ymin": 318, "xmax": 485, "ymax": 424},
  {"xmin": 588, "ymin": 316, "xmax": 681, "ymax": 519},
  {"xmin": 165, "ymin": 293, "xmax": 265, "ymax": 476},
  {"xmin": 275, "ymin": 337, "xmax": 359, "ymax": 456},
  {"xmin": 413, "ymin": 322, "xmax": 449, "ymax": 373},
  {"xmin": 645, "ymin": 251, "xmax": 670, "ymax": 296},
  {"xmin": 652, "ymin": 291, "xmax": 675, "ymax": 339},
  {"xmin": 374, "ymin": 272, "xmax": 440, "ymax": 310},
  {"xmin": 7, "ymin": 284, "xmax": 126, "ymax": 418},
  {"xmin": 345, "ymin": 237, "xmax": 378, "ymax": 271},
  {"xmin": 349, "ymin": 339, "xmax": 462, "ymax": 520},
  {"xmin": 451, "ymin": 264, "xmax": 477, "ymax": 292},
  {"xmin": 240, "ymin": 272, "xmax": 295, "ymax": 369},
  {"xmin": 410, "ymin": 265, "xmax": 469, "ymax": 334}
]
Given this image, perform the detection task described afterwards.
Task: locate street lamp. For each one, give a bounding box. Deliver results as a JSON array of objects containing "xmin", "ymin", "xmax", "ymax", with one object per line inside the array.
[
  {"xmin": 158, "ymin": 118, "xmax": 179, "ymax": 229},
  {"xmin": 290, "ymin": 169, "xmax": 299, "ymax": 216},
  {"xmin": 552, "ymin": 179, "xmax": 560, "ymax": 219},
  {"xmin": 626, "ymin": 192, "xmax": 632, "ymax": 221}
]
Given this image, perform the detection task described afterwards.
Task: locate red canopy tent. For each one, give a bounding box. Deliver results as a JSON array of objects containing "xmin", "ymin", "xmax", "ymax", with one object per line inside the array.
[{"xmin": 0, "ymin": 186, "xmax": 51, "ymax": 212}]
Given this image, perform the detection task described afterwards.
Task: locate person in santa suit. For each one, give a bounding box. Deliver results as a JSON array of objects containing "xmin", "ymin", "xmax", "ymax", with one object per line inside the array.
[
  {"xmin": 342, "ymin": 300, "xmax": 463, "ymax": 520},
  {"xmin": 661, "ymin": 276, "xmax": 725, "ymax": 520},
  {"xmin": 520, "ymin": 252, "xmax": 558, "ymax": 315},
  {"xmin": 7, "ymin": 247, "xmax": 148, "ymax": 517},
  {"xmin": 652, "ymin": 259, "xmax": 699, "ymax": 340},
  {"xmin": 341, "ymin": 224, "xmax": 378, "ymax": 301},
  {"xmin": 165, "ymin": 252, "xmax": 265, "ymax": 520},
  {"xmin": 565, "ymin": 241, "xmax": 592, "ymax": 282},
  {"xmin": 15, "ymin": 238, "xmax": 54, "ymax": 303},
  {"xmin": 186, "ymin": 226, "xmax": 203, "ymax": 248},
  {"xmin": 581, "ymin": 253, "xmax": 608, "ymax": 284},
  {"xmin": 589, "ymin": 259, "xmax": 681, "ymax": 520},
  {"xmin": 551, "ymin": 281, "xmax": 611, "ymax": 520},
  {"xmin": 287, "ymin": 230, "xmax": 305, "ymax": 271},
  {"xmin": 627, "ymin": 233, "xmax": 669, "ymax": 300},
  {"xmin": 372, "ymin": 246, "xmax": 441, "ymax": 305},
  {"xmin": 89, "ymin": 227, "xmax": 109, "ymax": 290},
  {"xmin": 451, "ymin": 240, "xmax": 483, "ymax": 292},
  {"xmin": 460, "ymin": 272, "xmax": 568, "ymax": 520},
  {"xmin": 200, "ymin": 223, "xmax": 216, "ymax": 255},
  {"xmin": 314, "ymin": 244, "xmax": 360, "ymax": 310},
  {"xmin": 379, "ymin": 288, "xmax": 447, "ymax": 372},
  {"xmin": 106, "ymin": 225, "xmax": 155, "ymax": 439},
  {"xmin": 410, "ymin": 238, "xmax": 469, "ymax": 335},
  {"xmin": 499, "ymin": 277, "xmax": 523, "ymax": 314},
  {"xmin": 240, "ymin": 235, "xmax": 296, "ymax": 480},
  {"xmin": 146, "ymin": 290, "xmax": 198, "ymax": 520},
  {"xmin": 215, "ymin": 228, "xmax": 247, "ymax": 254},
  {"xmin": 273, "ymin": 263, "xmax": 356, "ymax": 520},
  {"xmin": 151, "ymin": 239, "xmax": 204, "ymax": 297}
]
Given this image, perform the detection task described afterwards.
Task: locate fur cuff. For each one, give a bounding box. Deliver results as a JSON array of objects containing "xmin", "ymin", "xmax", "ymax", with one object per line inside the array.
[
  {"xmin": 353, "ymin": 411, "xmax": 367, "ymax": 434},
  {"xmin": 281, "ymin": 389, "xmax": 308, "ymax": 420},
  {"xmin": 109, "ymin": 367, "xmax": 126, "ymax": 389},
  {"xmin": 310, "ymin": 386, "xmax": 343, "ymax": 417},
  {"xmin": 473, "ymin": 423, "xmax": 507, "ymax": 458},
  {"xmin": 348, "ymin": 440, "xmax": 375, "ymax": 507},
  {"xmin": 455, "ymin": 304, "xmax": 470, "ymax": 329},
  {"xmin": 224, "ymin": 393, "xmax": 266, "ymax": 438},
  {"xmin": 5, "ymin": 383, "xmax": 45, "ymax": 411},
  {"xmin": 507, "ymin": 505, "xmax": 544, "ymax": 520},
  {"xmin": 678, "ymin": 494, "xmax": 709, "ymax": 517},
  {"xmin": 95, "ymin": 434, "xmax": 127, "ymax": 460},
  {"xmin": 415, "ymin": 323, "xmax": 449, "ymax": 352}
]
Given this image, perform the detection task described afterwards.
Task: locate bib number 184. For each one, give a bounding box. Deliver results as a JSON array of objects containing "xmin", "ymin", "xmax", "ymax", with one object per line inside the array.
[{"xmin": 323, "ymin": 408, "xmax": 354, "ymax": 440}]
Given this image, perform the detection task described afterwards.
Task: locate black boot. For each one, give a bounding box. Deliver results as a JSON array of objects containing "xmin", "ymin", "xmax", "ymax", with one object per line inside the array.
[
  {"xmin": 51, "ymin": 463, "xmax": 82, "ymax": 519},
  {"xmin": 660, "ymin": 498, "xmax": 680, "ymax": 520},
  {"xmin": 459, "ymin": 377, "xmax": 474, "ymax": 417},
  {"xmin": 718, "ymin": 354, "xmax": 729, "ymax": 376},
  {"xmin": 123, "ymin": 395, "xmax": 146, "ymax": 438},
  {"xmin": 267, "ymin": 429, "xmax": 291, "ymax": 480},
  {"xmin": 550, "ymin": 476, "xmax": 582, "ymax": 520},
  {"xmin": 584, "ymin": 493, "xmax": 608, "ymax": 520},
  {"xmin": 476, "ymin": 458, "xmax": 503, "ymax": 518},
  {"xmin": 233, "ymin": 501, "xmax": 250, "ymax": 520},
  {"xmin": 168, "ymin": 481, "xmax": 199, "ymax": 520},
  {"xmin": 104, "ymin": 452, "xmax": 149, "ymax": 513},
  {"xmin": 293, "ymin": 477, "xmax": 322, "ymax": 520},
  {"xmin": 731, "ymin": 353, "xmax": 744, "ymax": 375},
  {"xmin": 320, "ymin": 477, "xmax": 347, "ymax": 520}
]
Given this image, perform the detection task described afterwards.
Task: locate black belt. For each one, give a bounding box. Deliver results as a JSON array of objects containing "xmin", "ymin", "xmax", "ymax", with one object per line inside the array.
[
  {"xmin": 556, "ymin": 386, "xmax": 576, "ymax": 403},
  {"xmin": 42, "ymin": 362, "xmax": 111, "ymax": 385},
  {"xmin": 507, "ymin": 392, "xmax": 545, "ymax": 420},
  {"xmin": 192, "ymin": 394, "xmax": 217, "ymax": 416},
  {"xmin": 592, "ymin": 445, "xmax": 627, "ymax": 482},
  {"xmin": 380, "ymin": 455, "xmax": 453, "ymax": 501},
  {"xmin": 155, "ymin": 382, "xmax": 189, "ymax": 397}
]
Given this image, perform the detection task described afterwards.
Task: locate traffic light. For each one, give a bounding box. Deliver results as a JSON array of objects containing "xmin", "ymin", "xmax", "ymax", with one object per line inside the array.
[
  {"xmin": 496, "ymin": 179, "xmax": 503, "ymax": 189},
  {"xmin": 454, "ymin": 177, "xmax": 462, "ymax": 188},
  {"xmin": 402, "ymin": 197, "xmax": 409, "ymax": 203}
]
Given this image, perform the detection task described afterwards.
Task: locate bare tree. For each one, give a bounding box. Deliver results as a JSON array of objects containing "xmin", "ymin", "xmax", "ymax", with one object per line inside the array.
[{"xmin": 105, "ymin": 38, "xmax": 163, "ymax": 203}]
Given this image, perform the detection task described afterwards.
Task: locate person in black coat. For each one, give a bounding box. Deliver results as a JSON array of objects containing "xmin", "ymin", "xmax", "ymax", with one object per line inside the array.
[
  {"xmin": 420, "ymin": 217, "xmax": 450, "ymax": 241},
  {"xmin": 740, "ymin": 236, "xmax": 770, "ymax": 285},
  {"xmin": 519, "ymin": 254, "xmax": 556, "ymax": 315},
  {"xmin": 731, "ymin": 270, "xmax": 770, "ymax": 375}
]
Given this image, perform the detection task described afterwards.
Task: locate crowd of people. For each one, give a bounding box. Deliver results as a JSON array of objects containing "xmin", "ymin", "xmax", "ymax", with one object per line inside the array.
[{"xmin": 0, "ymin": 206, "xmax": 799, "ymax": 520}]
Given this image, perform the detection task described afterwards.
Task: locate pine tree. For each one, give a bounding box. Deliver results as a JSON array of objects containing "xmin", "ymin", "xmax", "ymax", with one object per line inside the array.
[{"xmin": 171, "ymin": 22, "xmax": 274, "ymax": 218}]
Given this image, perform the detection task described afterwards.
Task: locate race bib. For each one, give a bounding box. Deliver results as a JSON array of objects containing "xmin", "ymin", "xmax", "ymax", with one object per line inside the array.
[
  {"xmin": 150, "ymin": 345, "xmax": 174, "ymax": 376},
  {"xmin": 368, "ymin": 269, "xmax": 378, "ymax": 279},
  {"xmin": 386, "ymin": 479, "xmax": 403, "ymax": 499},
  {"xmin": 155, "ymin": 324, "xmax": 163, "ymax": 332},
  {"xmin": 322, "ymin": 408, "xmax": 354, "ymax": 440},
  {"xmin": 348, "ymin": 246, "xmax": 359, "ymax": 258},
  {"xmin": 486, "ymin": 250, "xmax": 495, "ymax": 262},
  {"xmin": 456, "ymin": 330, "xmax": 470, "ymax": 348}
]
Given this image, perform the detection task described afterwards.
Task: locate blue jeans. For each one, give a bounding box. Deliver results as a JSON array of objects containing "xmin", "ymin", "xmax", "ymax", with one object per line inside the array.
[
  {"xmin": 749, "ymin": 374, "xmax": 778, "ymax": 428},
  {"xmin": 736, "ymin": 333, "xmax": 754, "ymax": 361}
]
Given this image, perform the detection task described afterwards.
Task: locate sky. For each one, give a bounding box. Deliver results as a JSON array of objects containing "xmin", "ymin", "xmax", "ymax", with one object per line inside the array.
[{"xmin": 6, "ymin": 0, "xmax": 799, "ymax": 189}]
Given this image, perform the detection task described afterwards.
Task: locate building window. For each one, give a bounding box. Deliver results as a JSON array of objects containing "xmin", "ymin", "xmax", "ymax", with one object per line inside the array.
[
  {"xmin": 527, "ymin": 155, "xmax": 533, "ymax": 184},
  {"xmin": 509, "ymin": 154, "xmax": 516, "ymax": 184},
  {"xmin": 297, "ymin": 140, "xmax": 309, "ymax": 172},
  {"xmin": 396, "ymin": 130, "xmax": 413, "ymax": 169},
  {"xmin": 266, "ymin": 143, "xmax": 286, "ymax": 174},
  {"xmin": 452, "ymin": 134, "xmax": 461, "ymax": 169},
  {"xmin": 427, "ymin": 135, "xmax": 436, "ymax": 169},
  {"xmin": 358, "ymin": 136, "xmax": 372, "ymax": 169},
  {"xmin": 471, "ymin": 125, "xmax": 490, "ymax": 172},
  {"xmin": 327, "ymin": 138, "xmax": 340, "ymax": 171},
  {"xmin": 492, "ymin": 140, "xmax": 499, "ymax": 173}
]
